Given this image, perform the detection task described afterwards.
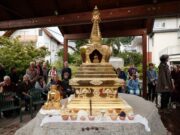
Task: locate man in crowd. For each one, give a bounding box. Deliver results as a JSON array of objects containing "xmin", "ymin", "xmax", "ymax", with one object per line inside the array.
[
  {"xmin": 147, "ymin": 63, "xmax": 158, "ymax": 103},
  {"xmin": 61, "ymin": 61, "xmax": 72, "ymax": 80},
  {"xmin": 156, "ymin": 55, "xmax": 174, "ymax": 113},
  {"xmin": 0, "ymin": 64, "xmax": 6, "ymax": 82}
]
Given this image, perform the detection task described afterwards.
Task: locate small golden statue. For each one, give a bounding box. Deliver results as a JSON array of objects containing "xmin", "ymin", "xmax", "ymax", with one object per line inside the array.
[{"xmin": 42, "ymin": 85, "xmax": 61, "ymax": 110}]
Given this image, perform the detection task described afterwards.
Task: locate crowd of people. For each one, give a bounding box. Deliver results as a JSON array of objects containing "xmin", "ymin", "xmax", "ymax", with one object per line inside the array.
[
  {"xmin": 0, "ymin": 54, "xmax": 180, "ymax": 117},
  {"xmin": 0, "ymin": 61, "xmax": 73, "ymax": 117},
  {"xmin": 116, "ymin": 54, "xmax": 180, "ymax": 113}
]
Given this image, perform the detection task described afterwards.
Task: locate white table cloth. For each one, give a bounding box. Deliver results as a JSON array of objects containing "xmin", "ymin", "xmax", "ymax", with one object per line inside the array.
[{"xmin": 15, "ymin": 94, "xmax": 167, "ymax": 135}]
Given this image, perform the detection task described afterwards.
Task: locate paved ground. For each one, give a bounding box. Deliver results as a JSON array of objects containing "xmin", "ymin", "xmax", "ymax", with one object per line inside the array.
[{"xmin": 0, "ymin": 105, "xmax": 180, "ymax": 135}]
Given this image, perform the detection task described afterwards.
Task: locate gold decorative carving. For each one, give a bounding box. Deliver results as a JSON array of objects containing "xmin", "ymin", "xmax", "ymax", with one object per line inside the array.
[{"xmin": 90, "ymin": 80, "xmax": 103, "ymax": 85}]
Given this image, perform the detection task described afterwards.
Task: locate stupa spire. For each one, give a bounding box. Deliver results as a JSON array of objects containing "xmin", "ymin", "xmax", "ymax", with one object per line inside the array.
[{"xmin": 90, "ymin": 6, "xmax": 102, "ymax": 45}]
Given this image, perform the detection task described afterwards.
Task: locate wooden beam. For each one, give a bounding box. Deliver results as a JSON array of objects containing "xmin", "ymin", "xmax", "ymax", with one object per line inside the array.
[
  {"xmin": 142, "ymin": 33, "xmax": 147, "ymax": 98},
  {"xmin": 63, "ymin": 38, "xmax": 68, "ymax": 62},
  {"xmin": 0, "ymin": 1, "xmax": 180, "ymax": 30},
  {"xmin": 2, "ymin": 30, "xmax": 16, "ymax": 37},
  {"xmin": 64, "ymin": 29, "xmax": 146, "ymax": 40},
  {"xmin": 146, "ymin": 18, "xmax": 154, "ymax": 34}
]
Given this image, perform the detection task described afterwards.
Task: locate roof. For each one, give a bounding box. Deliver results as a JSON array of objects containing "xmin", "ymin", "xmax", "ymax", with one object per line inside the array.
[
  {"xmin": 41, "ymin": 28, "xmax": 62, "ymax": 45},
  {"xmin": 0, "ymin": 0, "xmax": 180, "ymax": 37}
]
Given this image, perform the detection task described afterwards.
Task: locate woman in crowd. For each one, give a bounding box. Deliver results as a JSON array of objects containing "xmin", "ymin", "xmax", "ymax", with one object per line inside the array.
[
  {"xmin": 35, "ymin": 76, "xmax": 48, "ymax": 100},
  {"xmin": 47, "ymin": 75, "xmax": 61, "ymax": 91},
  {"xmin": 127, "ymin": 74, "xmax": 140, "ymax": 95},
  {"xmin": 26, "ymin": 62, "xmax": 38, "ymax": 85},
  {"xmin": 19, "ymin": 74, "xmax": 33, "ymax": 111},
  {"xmin": 48, "ymin": 66, "xmax": 57, "ymax": 81},
  {"xmin": 61, "ymin": 72, "xmax": 74, "ymax": 98}
]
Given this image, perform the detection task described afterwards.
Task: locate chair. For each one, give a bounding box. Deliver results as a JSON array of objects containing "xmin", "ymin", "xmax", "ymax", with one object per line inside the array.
[
  {"xmin": 0, "ymin": 92, "xmax": 22, "ymax": 122},
  {"xmin": 29, "ymin": 88, "xmax": 46, "ymax": 118}
]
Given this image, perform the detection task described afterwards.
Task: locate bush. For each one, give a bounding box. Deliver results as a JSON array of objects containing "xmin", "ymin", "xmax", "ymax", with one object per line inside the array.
[{"xmin": 0, "ymin": 37, "xmax": 49, "ymax": 78}]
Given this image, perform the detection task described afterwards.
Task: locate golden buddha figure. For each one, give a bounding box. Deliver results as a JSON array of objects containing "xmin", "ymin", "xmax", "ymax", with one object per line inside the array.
[{"xmin": 42, "ymin": 85, "xmax": 61, "ymax": 110}]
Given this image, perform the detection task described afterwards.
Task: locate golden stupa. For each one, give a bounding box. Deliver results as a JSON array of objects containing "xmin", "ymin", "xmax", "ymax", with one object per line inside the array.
[{"xmin": 68, "ymin": 6, "xmax": 133, "ymax": 115}]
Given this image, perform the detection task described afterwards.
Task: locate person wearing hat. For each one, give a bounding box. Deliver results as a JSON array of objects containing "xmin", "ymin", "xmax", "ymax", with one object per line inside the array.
[{"xmin": 156, "ymin": 54, "xmax": 175, "ymax": 112}]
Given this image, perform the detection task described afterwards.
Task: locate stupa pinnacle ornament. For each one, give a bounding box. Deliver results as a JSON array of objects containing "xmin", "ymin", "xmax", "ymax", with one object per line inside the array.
[
  {"xmin": 80, "ymin": 6, "xmax": 112, "ymax": 64},
  {"xmin": 90, "ymin": 6, "xmax": 102, "ymax": 45}
]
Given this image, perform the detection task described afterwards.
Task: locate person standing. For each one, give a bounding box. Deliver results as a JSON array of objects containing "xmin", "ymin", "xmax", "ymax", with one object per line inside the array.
[
  {"xmin": 156, "ymin": 55, "xmax": 174, "ymax": 112},
  {"xmin": 9, "ymin": 67, "xmax": 19, "ymax": 85},
  {"xmin": 26, "ymin": 62, "xmax": 38, "ymax": 85},
  {"xmin": 61, "ymin": 61, "xmax": 72, "ymax": 80},
  {"xmin": 36, "ymin": 61, "xmax": 43, "ymax": 76},
  {"xmin": 42, "ymin": 62, "xmax": 49, "ymax": 83},
  {"xmin": 147, "ymin": 63, "xmax": 158, "ymax": 102},
  {"xmin": 0, "ymin": 64, "xmax": 6, "ymax": 82}
]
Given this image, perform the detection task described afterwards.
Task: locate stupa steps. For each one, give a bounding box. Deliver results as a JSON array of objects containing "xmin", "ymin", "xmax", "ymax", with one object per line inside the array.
[
  {"xmin": 81, "ymin": 63, "xmax": 113, "ymax": 67},
  {"xmin": 76, "ymin": 72, "xmax": 116, "ymax": 74},
  {"xmin": 75, "ymin": 74, "xmax": 117, "ymax": 78}
]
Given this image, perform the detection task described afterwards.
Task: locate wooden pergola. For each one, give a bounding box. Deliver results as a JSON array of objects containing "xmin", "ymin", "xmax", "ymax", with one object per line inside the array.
[{"xmin": 0, "ymin": 0, "xmax": 180, "ymax": 98}]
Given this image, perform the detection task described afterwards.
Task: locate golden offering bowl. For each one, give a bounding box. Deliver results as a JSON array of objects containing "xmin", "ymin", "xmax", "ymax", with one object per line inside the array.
[
  {"xmin": 70, "ymin": 115, "xmax": 77, "ymax": 121},
  {"xmin": 108, "ymin": 109, "xmax": 114, "ymax": 114},
  {"xmin": 80, "ymin": 116, "xmax": 86, "ymax": 121},
  {"xmin": 115, "ymin": 109, "xmax": 122, "ymax": 114},
  {"xmin": 128, "ymin": 115, "xmax": 135, "ymax": 120},
  {"xmin": 88, "ymin": 115, "xmax": 95, "ymax": 121},
  {"xmin": 73, "ymin": 108, "xmax": 79, "ymax": 113},
  {"xmin": 110, "ymin": 115, "xmax": 118, "ymax": 121},
  {"xmin": 61, "ymin": 115, "xmax": 69, "ymax": 121}
]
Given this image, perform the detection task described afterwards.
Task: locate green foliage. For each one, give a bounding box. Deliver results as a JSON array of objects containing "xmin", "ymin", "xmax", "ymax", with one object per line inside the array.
[
  {"xmin": 102, "ymin": 37, "xmax": 134, "ymax": 56},
  {"xmin": 117, "ymin": 52, "xmax": 143, "ymax": 66},
  {"xmin": 74, "ymin": 37, "xmax": 134, "ymax": 56},
  {"xmin": 74, "ymin": 39, "xmax": 88, "ymax": 51},
  {"xmin": 57, "ymin": 49, "xmax": 81, "ymax": 66},
  {"xmin": 0, "ymin": 36, "xmax": 49, "ymax": 76}
]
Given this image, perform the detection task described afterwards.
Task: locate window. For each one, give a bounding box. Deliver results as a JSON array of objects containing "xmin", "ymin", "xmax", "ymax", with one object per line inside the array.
[{"xmin": 39, "ymin": 29, "xmax": 43, "ymax": 36}]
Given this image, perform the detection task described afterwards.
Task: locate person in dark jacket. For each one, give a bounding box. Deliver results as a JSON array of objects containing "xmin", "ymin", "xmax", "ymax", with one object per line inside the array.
[
  {"xmin": 61, "ymin": 61, "xmax": 72, "ymax": 80},
  {"xmin": 19, "ymin": 74, "xmax": 33, "ymax": 111},
  {"xmin": 0, "ymin": 64, "xmax": 6, "ymax": 82},
  {"xmin": 61, "ymin": 72, "xmax": 74, "ymax": 98},
  {"xmin": 9, "ymin": 67, "xmax": 19, "ymax": 85},
  {"xmin": 156, "ymin": 55, "xmax": 174, "ymax": 111}
]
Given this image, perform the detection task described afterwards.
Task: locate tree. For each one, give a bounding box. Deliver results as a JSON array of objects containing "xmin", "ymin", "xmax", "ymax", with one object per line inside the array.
[
  {"xmin": 117, "ymin": 52, "xmax": 142, "ymax": 66},
  {"xmin": 0, "ymin": 36, "xmax": 49, "ymax": 76},
  {"xmin": 57, "ymin": 49, "xmax": 81, "ymax": 66},
  {"xmin": 74, "ymin": 39, "xmax": 88, "ymax": 51},
  {"xmin": 102, "ymin": 37, "xmax": 134, "ymax": 56}
]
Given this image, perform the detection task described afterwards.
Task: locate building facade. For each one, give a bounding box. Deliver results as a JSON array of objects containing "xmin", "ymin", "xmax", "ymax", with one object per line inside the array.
[
  {"xmin": 10, "ymin": 28, "xmax": 63, "ymax": 64},
  {"xmin": 149, "ymin": 17, "xmax": 180, "ymax": 66}
]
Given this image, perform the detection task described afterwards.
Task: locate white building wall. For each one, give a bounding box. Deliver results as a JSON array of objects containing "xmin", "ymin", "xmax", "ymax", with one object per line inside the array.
[
  {"xmin": 151, "ymin": 17, "xmax": 180, "ymax": 66},
  {"xmin": 152, "ymin": 32, "xmax": 180, "ymax": 65},
  {"xmin": 10, "ymin": 28, "xmax": 62, "ymax": 64}
]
